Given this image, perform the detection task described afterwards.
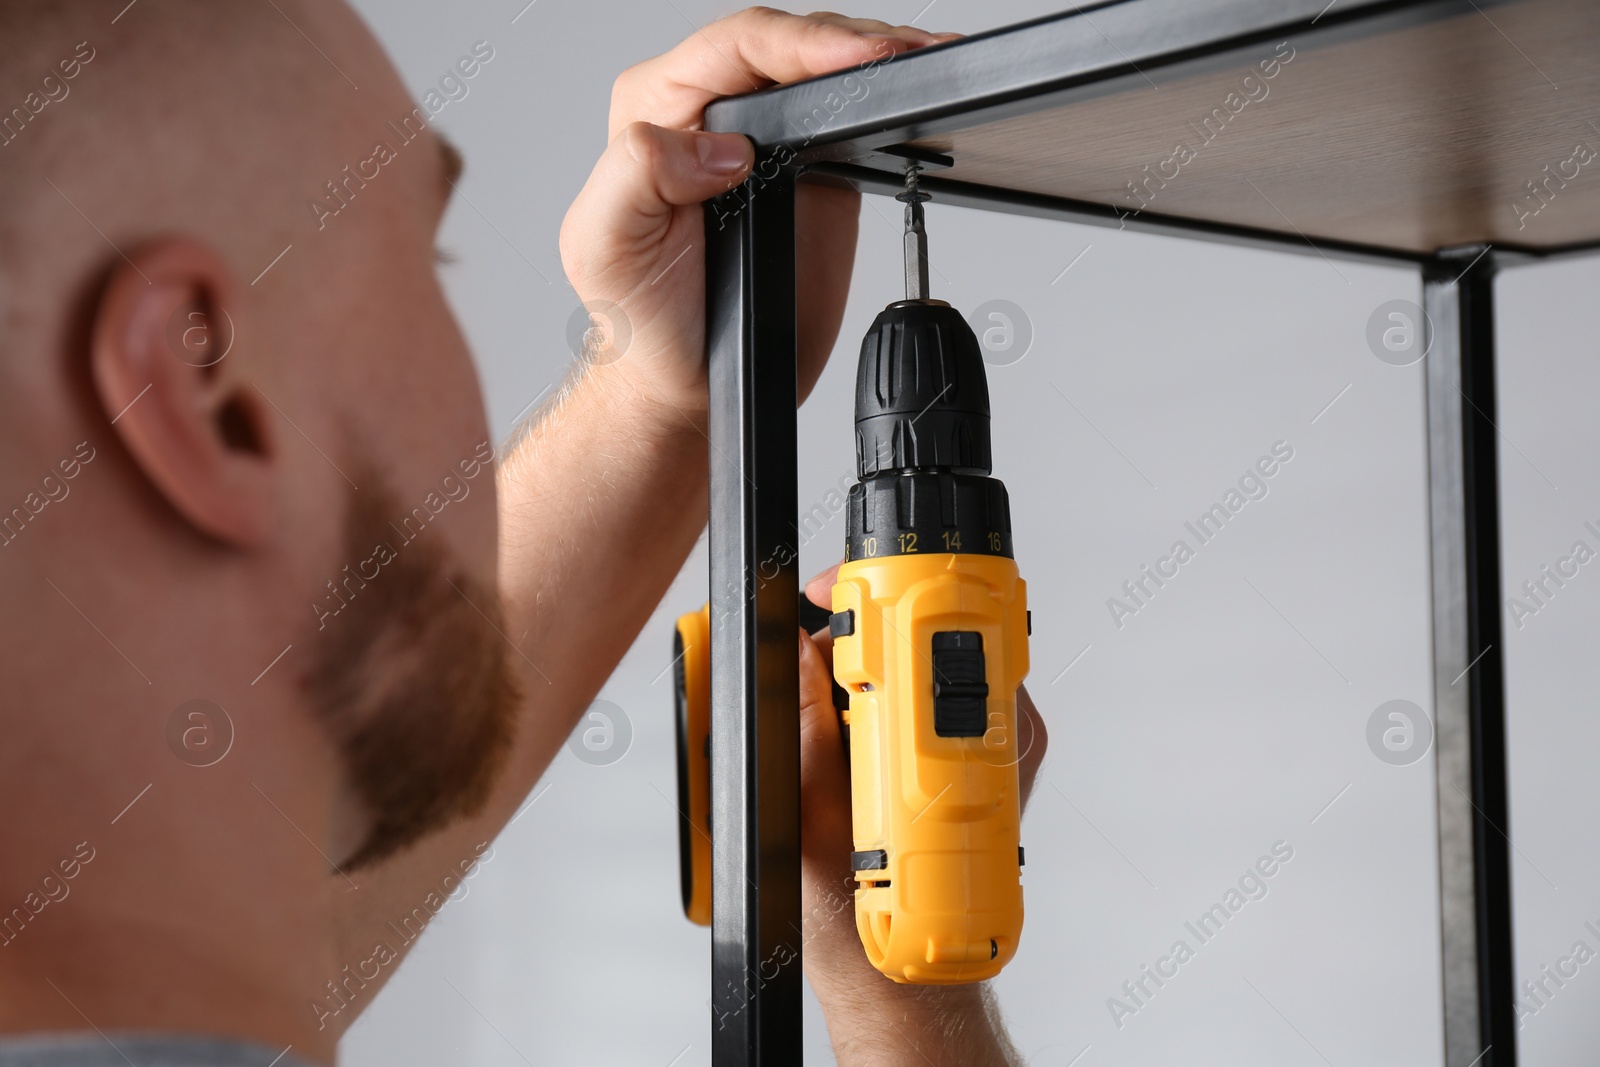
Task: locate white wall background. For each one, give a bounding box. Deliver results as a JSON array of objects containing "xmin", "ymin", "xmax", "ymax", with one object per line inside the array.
[
  {"xmin": 1496, "ymin": 256, "xmax": 1600, "ymax": 1067},
  {"xmin": 338, "ymin": 1, "xmax": 1599, "ymax": 1063}
]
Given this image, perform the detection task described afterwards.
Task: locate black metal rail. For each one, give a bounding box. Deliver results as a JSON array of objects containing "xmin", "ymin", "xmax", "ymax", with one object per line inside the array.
[
  {"xmin": 705, "ymin": 172, "xmax": 804, "ymax": 1066},
  {"xmin": 1423, "ymin": 249, "xmax": 1516, "ymax": 1067}
]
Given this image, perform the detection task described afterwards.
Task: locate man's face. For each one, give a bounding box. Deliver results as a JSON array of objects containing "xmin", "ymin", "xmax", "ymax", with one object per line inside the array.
[{"xmin": 270, "ymin": 6, "xmax": 519, "ymax": 866}]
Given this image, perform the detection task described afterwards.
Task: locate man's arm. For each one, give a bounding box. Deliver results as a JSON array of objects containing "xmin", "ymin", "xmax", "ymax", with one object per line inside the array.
[{"xmin": 325, "ymin": 8, "xmax": 956, "ymax": 1027}]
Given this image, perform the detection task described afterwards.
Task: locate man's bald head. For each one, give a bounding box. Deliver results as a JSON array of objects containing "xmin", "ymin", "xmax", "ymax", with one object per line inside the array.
[
  {"xmin": 0, "ymin": 0, "xmax": 489, "ymax": 542},
  {"xmin": 3, "ymin": 2, "xmax": 359, "ymax": 285}
]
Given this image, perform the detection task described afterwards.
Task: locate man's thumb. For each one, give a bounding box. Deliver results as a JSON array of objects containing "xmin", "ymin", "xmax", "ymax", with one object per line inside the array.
[{"xmin": 560, "ymin": 122, "xmax": 752, "ymax": 278}]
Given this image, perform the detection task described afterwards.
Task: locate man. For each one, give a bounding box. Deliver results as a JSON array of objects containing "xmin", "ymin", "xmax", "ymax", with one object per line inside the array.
[{"xmin": 0, "ymin": 3, "xmax": 1044, "ymax": 1064}]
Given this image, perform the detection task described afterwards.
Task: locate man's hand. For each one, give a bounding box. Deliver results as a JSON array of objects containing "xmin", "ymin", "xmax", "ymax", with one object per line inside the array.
[
  {"xmin": 797, "ymin": 567, "xmax": 1046, "ymax": 1067},
  {"xmin": 558, "ymin": 8, "xmax": 960, "ymax": 418}
]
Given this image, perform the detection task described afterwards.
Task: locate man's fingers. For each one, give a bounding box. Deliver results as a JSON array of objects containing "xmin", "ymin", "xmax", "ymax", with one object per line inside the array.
[
  {"xmin": 802, "ymin": 13, "xmax": 964, "ymax": 47},
  {"xmin": 809, "ymin": 624, "xmax": 835, "ymax": 674},
  {"xmin": 1017, "ymin": 684, "xmax": 1048, "ymax": 813},
  {"xmin": 798, "ymin": 627, "xmax": 854, "ymax": 869},
  {"xmin": 559, "ymin": 122, "xmax": 751, "ymax": 287},
  {"xmin": 798, "ymin": 627, "xmax": 843, "ymax": 751},
  {"xmin": 801, "ymin": 12, "xmax": 945, "ymax": 41},
  {"xmin": 805, "ymin": 560, "xmax": 843, "ymax": 609},
  {"xmin": 609, "ymin": 8, "xmax": 930, "ymax": 138}
]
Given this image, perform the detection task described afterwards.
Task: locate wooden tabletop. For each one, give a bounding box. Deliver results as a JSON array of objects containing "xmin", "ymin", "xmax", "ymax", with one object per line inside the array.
[{"xmin": 707, "ymin": 0, "xmax": 1600, "ymax": 258}]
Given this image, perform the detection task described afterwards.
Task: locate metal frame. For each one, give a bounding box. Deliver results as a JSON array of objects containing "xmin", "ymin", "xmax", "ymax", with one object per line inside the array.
[
  {"xmin": 700, "ymin": 2, "xmax": 1600, "ymax": 1063},
  {"xmin": 705, "ymin": 171, "xmax": 803, "ymax": 1065},
  {"xmin": 1423, "ymin": 248, "xmax": 1516, "ymax": 1067}
]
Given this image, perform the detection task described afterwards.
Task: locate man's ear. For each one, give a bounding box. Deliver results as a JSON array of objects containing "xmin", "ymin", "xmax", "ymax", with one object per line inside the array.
[{"xmin": 90, "ymin": 238, "xmax": 276, "ymax": 548}]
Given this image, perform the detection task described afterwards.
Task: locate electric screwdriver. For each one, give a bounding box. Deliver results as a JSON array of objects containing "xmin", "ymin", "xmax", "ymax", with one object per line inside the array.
[
  {"xmin": 826, "ymin": 165, "xmax": 1030, "ymax": 984},
  {"xmin": 671, "ymin": 165, "xmax": 1029, "ymax": 985}
]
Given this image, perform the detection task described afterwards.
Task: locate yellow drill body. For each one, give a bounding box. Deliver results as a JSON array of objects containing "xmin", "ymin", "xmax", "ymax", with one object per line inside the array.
[{"xmin": 831, "ymin": 551, "xmax": 1028, "ymax": 983}]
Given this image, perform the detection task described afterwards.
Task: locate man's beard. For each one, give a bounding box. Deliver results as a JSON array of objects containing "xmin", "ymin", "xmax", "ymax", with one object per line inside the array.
[{"xmin": 303, "ymin": 463, "xmax": 520, "ymax": 871}]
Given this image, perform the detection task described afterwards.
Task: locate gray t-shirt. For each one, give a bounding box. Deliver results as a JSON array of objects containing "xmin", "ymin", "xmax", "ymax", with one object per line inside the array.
[{"xmin": 0, "ymin": 1035, "xmax": 320, "ymax": 1067}]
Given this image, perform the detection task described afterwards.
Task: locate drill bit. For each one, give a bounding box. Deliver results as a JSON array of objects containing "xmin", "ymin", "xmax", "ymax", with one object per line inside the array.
[{"xmin": 896, "ymin": 163, "xmax": 932, "ymax": 301}]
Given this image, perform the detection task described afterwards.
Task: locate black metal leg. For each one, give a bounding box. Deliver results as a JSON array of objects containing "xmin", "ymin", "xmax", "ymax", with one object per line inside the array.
[
  {"xmin": 1423, "ymin": 247, "xmax": 1515, "ymax": 1067},
  {"xmin": 705, "ymin": 171, "xmax": 803, "ymax": 1066}
]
